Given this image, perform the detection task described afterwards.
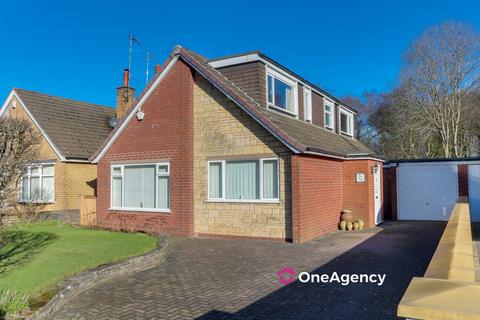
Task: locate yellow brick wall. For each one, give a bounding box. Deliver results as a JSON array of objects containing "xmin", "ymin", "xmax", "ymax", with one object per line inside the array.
[
  {"xmin": 193, "ymin": 74, "xmax": 292, "ymax": 239},
  {"xmin": 5, "ymin": 95, "xmax": 97, "ymax": 212}
]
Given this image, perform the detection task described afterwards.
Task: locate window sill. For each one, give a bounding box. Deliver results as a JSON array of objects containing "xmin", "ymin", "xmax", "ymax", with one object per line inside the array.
[
  {"xmin": 205, "ymin": 199, "xmax": 281, "ymax": 204},
  {"xmin": 268, "ymin": 104, "xmax": 297, "ymax": 117},
  {"xmin": 108, "ymin": 207, "xmax": 171, "ymax": 213},
  {"xmin": 340, "ymin": 131, "xmax": 354, "ymax": 138},
  {"xmin": 18, "ymin": 200, "xmax": 55, "ymax": 204}
]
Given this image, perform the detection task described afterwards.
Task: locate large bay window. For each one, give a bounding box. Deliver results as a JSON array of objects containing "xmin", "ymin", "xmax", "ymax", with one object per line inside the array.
[
  {"xmin": 339, "ymin": 108, "xmax": 354, "ymax": 136},
  {"xmin": 267, "ymin": 69, "xmax": 297, "ymax": 115},
  {"xmin": 20, "ymin": 164, "xmax": 55, "ymax": 202},
  {"xmin": 324, "ymin": 99, "xmax": 334, "ymax": 129},
  {"xmin": 111, "ymin": 162, "xmax": 170, "ymax": 211},
  {"xmin": 208, "ymin": 158, "xmax": 279, "ymax": 202}
]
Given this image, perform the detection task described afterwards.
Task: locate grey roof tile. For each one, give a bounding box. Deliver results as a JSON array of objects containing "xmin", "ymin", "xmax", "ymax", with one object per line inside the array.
[{"xmin": 15, "ymin": 89, "xmax": 115, "ymax": 160}]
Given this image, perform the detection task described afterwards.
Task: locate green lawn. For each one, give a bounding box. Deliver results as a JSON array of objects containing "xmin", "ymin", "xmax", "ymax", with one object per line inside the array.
[{"xmin": 0, "ymin": 221, "xmax": 156, "ymax": 304}]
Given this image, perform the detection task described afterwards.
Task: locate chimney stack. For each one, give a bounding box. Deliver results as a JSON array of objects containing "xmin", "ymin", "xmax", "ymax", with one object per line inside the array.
[
  {"xmin": 116, "ymin": 69, "xmax": 135, "ymax": 119},
  {"xmin": 155, "ymin": 64, "xmax": 163, "ymax": 74}
]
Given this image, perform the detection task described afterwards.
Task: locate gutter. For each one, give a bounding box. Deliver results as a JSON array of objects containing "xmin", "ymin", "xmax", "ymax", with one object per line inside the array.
[{"xmin": 304, "ymin": 149, "xmax": 385, "ymax": 162}]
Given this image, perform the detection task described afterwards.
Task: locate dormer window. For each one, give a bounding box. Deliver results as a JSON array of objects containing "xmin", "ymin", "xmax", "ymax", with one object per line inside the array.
[
  {"xmin": 324, "ymin": 99, "xmax": 334, "ymax": 129},
  {"xmin": 339, "ymin": 107, "xmax": 354, "ymax": 137},
  {"xmin": 266, "ymin": 69, "xmax": 297, "ymax": 116}
]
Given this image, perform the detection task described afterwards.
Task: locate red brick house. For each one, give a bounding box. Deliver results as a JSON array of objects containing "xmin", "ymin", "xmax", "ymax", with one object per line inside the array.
[{"xmin": 91, "ymin": 46, "xmax": 383, "ymax": 243}]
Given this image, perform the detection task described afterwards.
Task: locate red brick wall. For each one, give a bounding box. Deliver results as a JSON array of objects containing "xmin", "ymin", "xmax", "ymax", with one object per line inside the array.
[
  {"xmin": 458, "ymin": 164, "xmax": 469, "ymax": 197},
  {"xmin": 341, "ymin": 160, "xmax": 381, "ymax": 228},
  {"xmin": 383, "ymin": 166, "xmax": 397, "ymax": 220},
  {"xmin": 292, "ymin": 155, "xmax": 382, "ymax": 243},
  {"xmin": 291, "ymin": 154, "xmax": 344, "ymax": 243},
  {"xmin": 382, "ymin": 167, "xmax": 391, "ymax": 219},
  {"xmin": 96, "ymin": 60, "xmax": 194, "ymax": 236}
]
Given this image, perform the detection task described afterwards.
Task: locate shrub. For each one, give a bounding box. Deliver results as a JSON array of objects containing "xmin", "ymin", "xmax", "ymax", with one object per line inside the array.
[{"xmin": 0, "ymin": 289, "xmax": 29, "ymax": 318}]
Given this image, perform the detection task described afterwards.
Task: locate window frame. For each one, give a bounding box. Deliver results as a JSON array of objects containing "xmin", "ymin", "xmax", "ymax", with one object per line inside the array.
[
  {"xmin": 303, "ymin": 87, "xmax": 312, "ymax": 123},
  {"xmin": 19, "ymin": 163, "xmax": 55, "ymax": 203},
  {"xmin": 266, "ymin": 67, "xmax": 298, "ymax": 117},
  {"xmin": 207, "ymin": 157, "xmax": 280, "ymax": 203},
  {"xmin": 324, "ymin": 99, "xmax": 335, "ymax": 130},
  {"xmin": 338, "ymin": 107, "xmax": 354, "ymax": 137},
  {"xmin": 110, "ymin": 162, "xmax": 171, "ymax": 212}
]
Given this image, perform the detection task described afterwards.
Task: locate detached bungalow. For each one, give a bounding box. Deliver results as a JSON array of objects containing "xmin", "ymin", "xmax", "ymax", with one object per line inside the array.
[
  {"xmin": 0, "ymin": 89, "xmax": 115, "ymax": 218},
  {"xmin": 92, "ymin": 46, "xmax": 383, "ymax": 243}
]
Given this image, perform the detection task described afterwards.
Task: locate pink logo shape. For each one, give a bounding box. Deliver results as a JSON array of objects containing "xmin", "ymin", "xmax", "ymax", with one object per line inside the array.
[{"xmin": 276, "ymin": 266, "xmax": 296, "ymax": 285}]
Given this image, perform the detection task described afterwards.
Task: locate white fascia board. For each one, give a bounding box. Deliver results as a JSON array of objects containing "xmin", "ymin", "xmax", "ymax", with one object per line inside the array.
[
  {"xmin": 396, "ymin": 160, "xmax": 480, "ymax": 167},
  {"xmin": 63, "ymin": 159, "xmax": 90, "ymax": 163},
  {"xmin": 208, "ymin": 53, "xmax": 261, "ymax": 68},
  {"xmin": 0, "ymin": 90, "xmax": 15, "ymax": 117},
  {"xmin": 92, "ymin": 56, "xmax": 180, "ymax": 163},
  {"xmin": 304, "ymin": 150, "xmax": 384, "ymax": 162},
  {"xmin": 0, "ymin": 89, "xmax": 66, "ymax": 161}
]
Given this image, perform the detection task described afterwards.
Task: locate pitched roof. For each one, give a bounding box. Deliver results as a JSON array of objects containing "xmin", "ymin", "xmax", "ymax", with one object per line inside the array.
[
  {"xmin": 181, "ymin": 47, "xmax": 375, "ymax": 158},
  {"xmin": 14, "ymin": 89, "xmax": 115, "ymax": 160},
  {"xmin": 91, "ymin": 46, "xmax": 377, "ymax": 162}
]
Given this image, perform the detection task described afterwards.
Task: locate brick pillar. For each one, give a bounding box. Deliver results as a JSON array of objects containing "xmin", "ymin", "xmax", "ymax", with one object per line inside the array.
[
  {"xmin": 390, "ymin": 167, "xmax": 397, "ymax": 220},
  {"xmin": 290, "ymin": 155, "xmax": 302, "ymax": 243},
  {"xmin": 458, "ymin": 164, "xmax": 469, "ymax": 197}
]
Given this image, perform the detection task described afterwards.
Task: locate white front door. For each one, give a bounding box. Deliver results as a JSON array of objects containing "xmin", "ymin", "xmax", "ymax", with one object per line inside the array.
[
  {"xmin": 468, "ymin": 164, "xmax": 480, "ymax": 222},
  {"xmin": 374, "ymin": 168, "xmax": 382, "ymax": 224}
]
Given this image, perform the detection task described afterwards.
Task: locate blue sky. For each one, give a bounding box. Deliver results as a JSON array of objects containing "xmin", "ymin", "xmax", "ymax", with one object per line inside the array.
[{"xmin": 1, "ymin": 0, "xmax": 479, "ymax": 107}]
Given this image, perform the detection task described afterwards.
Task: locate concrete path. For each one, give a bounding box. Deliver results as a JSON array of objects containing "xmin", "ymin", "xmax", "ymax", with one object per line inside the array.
[{"xmin": 54, "ymin": 221, "xmax": 445, "ymax": 320}]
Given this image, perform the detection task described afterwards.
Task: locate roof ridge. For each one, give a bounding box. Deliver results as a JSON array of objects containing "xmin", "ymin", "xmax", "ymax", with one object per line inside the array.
[{"xmin": 14, "ymin": 88, "xmax": 114, "ymax": 110}]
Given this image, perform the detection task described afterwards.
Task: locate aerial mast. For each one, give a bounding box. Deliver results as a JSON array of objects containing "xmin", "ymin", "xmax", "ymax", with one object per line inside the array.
[
  {"xmin": 145, "ymin": 52, "xmax": 155, "ymax": 85},
  {"xmin": 127, "ymin": 33, "xmax": 141, "ymax": 85}
]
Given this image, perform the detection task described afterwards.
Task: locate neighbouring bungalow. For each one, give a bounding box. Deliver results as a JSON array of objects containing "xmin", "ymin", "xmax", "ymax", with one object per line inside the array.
[
  {"xmin": 91, "ymin": 46, "xmax": 384, "ymax": 243},
  {"xmin": 0, "ymin": 88, "xmax": 120, "ymax": 220}
]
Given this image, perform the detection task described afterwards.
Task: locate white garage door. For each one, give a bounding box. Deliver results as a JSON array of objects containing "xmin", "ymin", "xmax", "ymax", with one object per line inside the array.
[
  {"xmin": 397, "ymin": 164, "xmax": 458, "ymax": 221},
  {"xmin": 468, "ymin": 164, "xmax": 480, "ymax": 222}
]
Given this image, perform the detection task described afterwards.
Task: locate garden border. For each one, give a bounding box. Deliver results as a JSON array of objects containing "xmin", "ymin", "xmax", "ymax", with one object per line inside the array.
[{"xmin": 30, "ymin": 235, "xmax": 170, "ymax": 320}]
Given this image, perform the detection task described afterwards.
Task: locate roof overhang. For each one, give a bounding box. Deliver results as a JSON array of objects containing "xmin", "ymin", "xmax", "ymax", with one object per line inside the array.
[{"xmin": 0, "ymin": 89, "xmax": 67, "ymax": 161}]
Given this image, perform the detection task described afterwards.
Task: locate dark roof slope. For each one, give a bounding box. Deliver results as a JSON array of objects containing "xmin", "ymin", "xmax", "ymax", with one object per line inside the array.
[
  {"xmin": 181, "ymin": 47, "xmax": 375, "ymax": 158},
  {"xmin": 15, "ymin": 89, "xmax": 115, "ymax": 160}
]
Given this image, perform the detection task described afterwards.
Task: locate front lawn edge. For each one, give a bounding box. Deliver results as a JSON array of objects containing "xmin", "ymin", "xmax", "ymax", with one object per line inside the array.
[{"xmin": 29, "ymin": 235, "xmax": 170, "ymax": 320}]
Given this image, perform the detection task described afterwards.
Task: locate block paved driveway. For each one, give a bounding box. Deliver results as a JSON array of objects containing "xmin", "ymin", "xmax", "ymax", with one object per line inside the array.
[{"xmin": 54, "ymin": 221, "xmax": 445, "ymax": 320}]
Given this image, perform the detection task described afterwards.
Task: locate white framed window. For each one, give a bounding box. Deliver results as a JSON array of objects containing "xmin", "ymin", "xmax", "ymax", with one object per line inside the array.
[
  {"xmin": 324, "ymin": 99, "xmax": 334, "ymax": 129},
  {"xmin": 207, "ymin": 158, "xmax": 279, "ymax": 202},
  {"xmin": 110, "ymin": 162, "xmax": 170, "ymax": 212},
  {"xmin": 20, "ymin": 164, "xmax": 55, "ymax": 203},
  {"xmin": 303, "ymin": 87, "xmax": 312, "ymax": 123},
  {"xmin": 266, "ymin": 68, "xmax": 297, "ymax": 116},
  {"xmin": 339, "ymin": 107, "xmax": 354, "ymax": 136}
]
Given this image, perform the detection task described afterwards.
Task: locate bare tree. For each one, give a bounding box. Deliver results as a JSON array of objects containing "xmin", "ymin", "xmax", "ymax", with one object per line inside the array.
[
  {"xmin": 340, "ymin": 93, "xmax": 380, "ymax": 147},
  {"xmin": 370, "ymin": 86, "xmax": 442, "ymax": 159},
  {"xmin": 0, "ymin": 118, "xmax": 40, "ymax": 217},
  {"xmin": 401, "ymin": 21, "xmax": 480, "ymax": 157}
]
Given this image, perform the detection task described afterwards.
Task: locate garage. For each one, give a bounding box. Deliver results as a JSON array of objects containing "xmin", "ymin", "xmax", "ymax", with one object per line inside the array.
[{"xmin": 384, "ymin": 159, "xmax": 480, "ymax": 222}]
